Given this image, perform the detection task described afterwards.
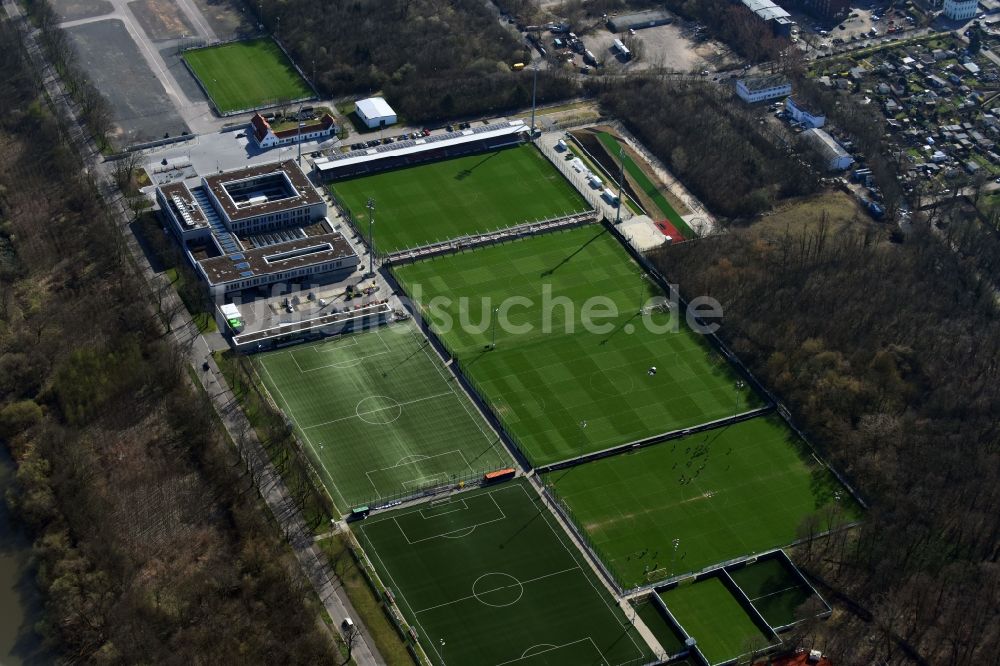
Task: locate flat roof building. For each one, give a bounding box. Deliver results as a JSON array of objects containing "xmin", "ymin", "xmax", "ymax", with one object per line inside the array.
[
  {"xmin": 736, "ymin": 74, "xmax": 792, "ymax": 103},
  {"xmin": 785, "ymin": 96, "xmax": 826, "ymax": 129},
  {"xmin": 803, "ymin": 128, "xmax": 854, "ymax": 171},
  {"xmin": 355, "ymin": 97, "xmax": 397, "ymax": 129},
  {"xmin": 740, "ymin": 0, "xmax": 795, "ymax": 36},
  {"xmin": 607, "ymin": 9, "xmax": 673, "ymax": 32},
  {"xmin": 155, "ymin": 160, "xmax": 358, "ymax": 296}
]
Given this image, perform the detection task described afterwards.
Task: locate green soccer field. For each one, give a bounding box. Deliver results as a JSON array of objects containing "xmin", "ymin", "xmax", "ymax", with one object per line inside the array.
[
  {"xmin": 543, "ymin": 415, "xmax": 861, "ymax": 588},
  {"xmin": 353, "ymin": 480, "xmax": 652, "ymax": 665},
  {"xmin": 254, "ymin": 321, "xmax": 510, "ymax": 511},
  {"xmin": 658, "ymin": 576, "xmax": 775, "ymax": 666},
  {"xmin": 330, "ymin": 144, "xmax": 590, "ymax": 254},
  {"xmin": 393, "ymin": 225, "xmax": 759, "ymax": 467},
  {"xmin": 729, "ymin": 556, "xmax": 822, "ymax": 629},
  {"xmin": 183, "ymin": 38, "xmax": 313, "ymax": 113}
]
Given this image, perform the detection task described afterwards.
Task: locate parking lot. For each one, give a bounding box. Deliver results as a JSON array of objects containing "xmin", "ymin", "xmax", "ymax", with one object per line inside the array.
[{"xmin": 579, "ymin": 21, "xmax": 733, "ymax": 73}]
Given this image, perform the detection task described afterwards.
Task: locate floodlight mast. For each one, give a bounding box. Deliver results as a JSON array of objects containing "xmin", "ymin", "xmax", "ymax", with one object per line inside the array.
[
  {"xmin": 529, "ymin": 62, "xmax": 538, "ymax": 141},
  {"xmin": 366, "ymin": 198, "xmax": 376, "ymax": 277},
  {"xmin": 614, "ymin": 144, "xmax": 625, "ymax": 225}
]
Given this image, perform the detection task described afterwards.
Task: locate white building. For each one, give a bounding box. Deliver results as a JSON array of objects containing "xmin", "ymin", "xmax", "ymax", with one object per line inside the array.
[
  {"xmin": 943, "ymin": 0, "xmax": 978, "ymax": 21},
  {"xmin": 249, "ymin": 112, "xmax": 336, "ymax": 149},
  {"xmin": 785, "ymin": 97, "xmax": 826, "ymax": 128},
  {"xmin": 802, "ymin": 128, "xmax": 854, "ymax": 171},
  {"xmin": 355, "ymin": 97, "xmax": 397, "ymax": 129},
  {"xmin": 736, "ymin": 74, "xmax": 792, "ymax": 103}
]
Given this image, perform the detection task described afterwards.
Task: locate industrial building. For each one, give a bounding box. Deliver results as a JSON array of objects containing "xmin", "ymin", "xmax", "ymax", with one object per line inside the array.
[
  {"xmin": 802, "ymin": 128, "xmax": 854, "ymax": 170},
  {"xmin": 736, "ymin": 74, "xmax": 792, "ymax": 103},
  {"xmin": 943, "ymin": 0, "xmax": 978, "ymax": 20},
  {"xmin": 606, "ymin": 9, "xmax": 672, "ymax": 32},
  {"xmin": 354, "ymin": 97, "xmax": 397, "ymax": 129},
  {"xmin": 739, "ymin": 0, "xmax": 795, "ymax": 36},
  {"xmin": 785, "ymin": 97, "xmax": 826, "ymax": 128},
  {"xmin": 155, "ymin": 160, "xmax": 359, "ymax": 296},
  {"xmin": 249, "ymin": 112, "xmax": 336, "ymax": 149}
]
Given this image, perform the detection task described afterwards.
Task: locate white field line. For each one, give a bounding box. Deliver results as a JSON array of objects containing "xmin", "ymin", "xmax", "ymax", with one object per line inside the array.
[
  {"xmin": 302, "ymin": 391, "xmax": 453, "ymax": 430},
  {"xmin": 412, "ymin": 566, "xmax": 581, "ymax": 615}
]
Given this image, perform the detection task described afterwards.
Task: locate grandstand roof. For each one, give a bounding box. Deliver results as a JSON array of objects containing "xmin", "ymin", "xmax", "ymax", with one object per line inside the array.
[
  {"xmin": 315, "ymin": 120, "xmax": 526, "ymax": 175},
  {"xmin": 742, "ymin": 0, "xmax": 791, "ymax": 21}
]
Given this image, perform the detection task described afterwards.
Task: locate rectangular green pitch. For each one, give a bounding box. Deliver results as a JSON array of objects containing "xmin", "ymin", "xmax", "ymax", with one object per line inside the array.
[
  {"xmin": 543, "ymin": 416, "xmax": 861, "ymax": 588},
  {"xmin": 254, "ymin": 322, "xmax": 510, "ymax": 511},
  {"xmin": 182, "ymin": 38, "xmax": 313, "ymax": 113},
  {"xmin": 658, "ymin": 576, "xmax": 775, "ymax": 666},
  {"xmin": 353, "ymin": 480, "xmax": 652, "ymax": 665},
  {"xmin": 330, "ymin": 144, "xmax": 590, "ymax": 254},
  {"xmin": 729, "ymin": 556, "xmax": 823, "ymax": 630},
  {"xmin": 393, "ymin": 225, "xmax": 759, "ymax": 466}
]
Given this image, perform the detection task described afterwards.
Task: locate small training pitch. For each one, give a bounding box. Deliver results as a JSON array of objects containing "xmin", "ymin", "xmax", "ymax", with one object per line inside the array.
[
  {"xmin": 658, "ymin": 576, "xmax": 776, "ymax": 666},
  {"xmin": 394, "ymin": 225, "xmax": 759, "ymax": 467},
  {"xmin": 544, "ymin": 415, "xmax": 861, "ymax": 588},
  {"xmin": 254, "ymin": 321, "xmax": 510, "ymax": 510},
  {"xmin": 331, "ymin": 144, "xmax": 590, "ymax": 254},
  {"xmin": 182, "ymin": 38, "xmax": 313, "ymax": 113},
  {"xmin": 353, "ymin": 480, "xmax": 652, "ymax": 665},
  {"xmin": 728, "ymin": 556, "xmax": 824, "ymax": 630}
]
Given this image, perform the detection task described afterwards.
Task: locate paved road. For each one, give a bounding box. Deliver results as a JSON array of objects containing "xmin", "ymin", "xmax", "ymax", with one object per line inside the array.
[{"xmin": 2, "ymin": 3, "xmax": 382, "ymax": 662}]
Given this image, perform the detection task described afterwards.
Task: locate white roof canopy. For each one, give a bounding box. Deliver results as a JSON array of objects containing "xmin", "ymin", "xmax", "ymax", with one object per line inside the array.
[{"xmin": 355, "ymin": 97, "xmax": 396, "ymax": 119}]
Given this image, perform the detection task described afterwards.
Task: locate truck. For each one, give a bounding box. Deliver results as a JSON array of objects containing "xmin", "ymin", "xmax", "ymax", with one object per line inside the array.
[{"xmin": 583, "ymin": 50, "xmax": 599, "ymax": 66}]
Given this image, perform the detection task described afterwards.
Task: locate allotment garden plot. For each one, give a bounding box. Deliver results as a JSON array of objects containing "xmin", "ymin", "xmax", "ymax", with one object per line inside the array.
[
  {"xmin": 331, "ymin": 144, "xmax": 590, "ymax": 254},
  {"xmin": 182, "ymin": 38, "xmax": 313, "ymax": 113},
  {"xmin": 543, "ymin": 415, "xmax": 861, "ymax": 588},
  {"xmin": 255, "ymin": 321, "xmax": 509, "ymax": 510},
  {"xmin": 353, "ymin": 480, "xmax": 652, "ymax": 665},
  {"xmin": 394, "ymin": 225, "xmax": 759, "ymax": 466}
]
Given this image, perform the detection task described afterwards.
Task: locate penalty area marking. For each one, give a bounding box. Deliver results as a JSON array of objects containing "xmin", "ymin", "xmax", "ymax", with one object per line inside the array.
[
  {"xmin": 365, "ymin": 449, "xmax": 466, "ymax": 497},
  {"xmin": 392, "ymin": 491, "xmax": 508, "ymax": 545},
  {"xmin": 492, "ymin": 638, "xmax": 608, "ymax": 666}
]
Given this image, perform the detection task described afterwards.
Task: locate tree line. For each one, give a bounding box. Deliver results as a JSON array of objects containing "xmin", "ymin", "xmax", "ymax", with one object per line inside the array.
[
  {"xmin": 0, "ymin": 21, "xmax": 338, "ymax": 663},
  {"xmin": 261, "ymin": 0, "xmax": 578, "ymax": 122},
  {"xmin": 651, "ymin": 213, "xmax": 1000, "ymax": 664}
]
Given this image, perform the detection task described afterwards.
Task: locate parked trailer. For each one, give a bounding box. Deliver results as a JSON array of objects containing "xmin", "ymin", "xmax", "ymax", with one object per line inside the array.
[
  {"xmin": 601, "ymin": 187, "xmax": 620, "ymax": 204},
  {"xmin": 588, "ymin": 174, "xmax": 604, "ymax": 189},
  {"xmin": 612, "ymin": 38, "xmax": 632, "ymax": 60}
]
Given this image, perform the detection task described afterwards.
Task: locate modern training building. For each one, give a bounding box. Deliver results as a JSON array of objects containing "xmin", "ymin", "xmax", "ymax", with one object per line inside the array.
[
  {"xmin": 354, "ymin": 97, "xmax": 397, "ymax": 129},
  {"xmin": 155, "ymin": 160, "xmax": 359, "ymax": 297},
  {"xmin": 249, "ymin": 112, "xmax": 336, "ymax": 149},
  {"xmin": 736, "ymin": 74, "xmax": 792, "ymax": 103}
]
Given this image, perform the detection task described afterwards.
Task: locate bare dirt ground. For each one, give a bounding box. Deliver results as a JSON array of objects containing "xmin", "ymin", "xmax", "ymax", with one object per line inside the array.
[
  {"xmin": 129, "ymin": 0, "xmax": 196, "ymax": 41},
  {"xmin": 582, "ymin": 23, "xmax": 737, "ymax": 74},
  {"xmin": 67, "ymin": 19, "xmax": 188, "ymax": 145},
  {"xmin": 190, "ymin": 0, "xmax": 253, "ymax": 40},
  {"xmin": 51, "ymin": 0, "xmax": 113, "ymax": 21}
]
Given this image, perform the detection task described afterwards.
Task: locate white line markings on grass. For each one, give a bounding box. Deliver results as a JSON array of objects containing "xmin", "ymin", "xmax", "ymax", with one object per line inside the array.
[
  {"xmin": 494, "ymin": 637, "xmax": 609, "ymax": 666},
  {"xmin": 302, "ymin": 391, "xmax": 453, "ymax": 430},
  {"xmin": 413, "ymin": 566, "xmax": 580, "ymax": 615},
  {"xmin": 419, "ymin": 498, "xmax": 469, "ymax": 519},
  {"xmin": 748, "ymin": 583, "xmax": 803, "ymax": 602}
]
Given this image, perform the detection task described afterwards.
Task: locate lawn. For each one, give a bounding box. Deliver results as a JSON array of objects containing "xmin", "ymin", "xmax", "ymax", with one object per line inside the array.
[
  {"xmin": 183, "ymin": 38, "xmax": 313, "ymax": 113},
  {"xmin": 543, "ymin": 415, "xmax": 861, "ymax": 587},
  {"xmin": 729, "ymin": 556, "xmax": 823, "ymax": 630},
  {"xmin": 393, "ymin": 225, "xmax": 759, "ymax": 467},
  {"xmin": 330, "ymin": 143, "xmax": 590, "ymax": 254},
  {"xmin": 353, "ymin": 479, "xmax": 652, "ymax": 665},
  {"xmin": 594, "ymin": 131, "xmax": 694, "ymax": 238},
  {"xmin": 632, "ymin": 596, "xmax": 687, "ymax": 656},
  {"xmin": 254, "ymin": 321, "xmax": 510, "ymax": 511},
  {"xmin": 658, "ymin": 576, "xmax": 775, "ymax": 666}
]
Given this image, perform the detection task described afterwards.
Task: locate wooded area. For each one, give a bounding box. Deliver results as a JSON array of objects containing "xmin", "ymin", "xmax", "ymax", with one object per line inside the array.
[
  {"xmin": 594, "ymin": 77, "xmax": 820, "ymax": 219},
  {"xmin": 264, "ymin": 0, "xmax": 578, "ymax": 122},
  {"xmin": 0, "ymin": 21, "xmax": 337, "ymax": 663},
  {"xmin": 652, "ymin": 215, "xmax": 1000, "ymax": 663}
]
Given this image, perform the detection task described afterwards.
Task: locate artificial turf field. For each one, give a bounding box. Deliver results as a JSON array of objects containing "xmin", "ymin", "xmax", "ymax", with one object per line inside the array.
[
  {"xmin": 393, "ymin": 225, "xmax": 759, "ymax": 466},
  {"xmin": 353, "ymin": 479, "xmax": 652, "ymax": 665},
  {"xmin": 658, "ymin": 576, "xmax": 775, "ymax": 666},
  {"xmin": 728, "ymin": 556, "xmax": 822, "ymax": 629},
  {"xmin": 182, "ymin": 38, "xmax": 313, "ymax": 113},
  {"xmin": 254, "ymin": 321, "xmax": 510, "ymax": 510},
  {"xmin": 543, "ymin": 415, "xmax": 861, "ymax": 588},
  {"xmin": 330, "ymin": 144, "xmax": 590, "ymax": 253}
]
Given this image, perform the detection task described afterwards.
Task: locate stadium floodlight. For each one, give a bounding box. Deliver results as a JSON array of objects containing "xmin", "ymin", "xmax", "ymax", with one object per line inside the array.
[
  {"xmin": 490, "ymin": 307, "xmax": 499, "ymax": 349},
  {"xmin": 366, "ymin": 198, "xmax": 376, "ymax": 277},
  {"xmin": 614, "ymin": 144, "xmax": 625, "ymax": 225}
]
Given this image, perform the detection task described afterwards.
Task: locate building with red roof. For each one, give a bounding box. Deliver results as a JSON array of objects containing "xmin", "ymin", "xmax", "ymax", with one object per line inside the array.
[{"xmin": 249, "ymin": 112, "xmax": 336, "ymax": 149}]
